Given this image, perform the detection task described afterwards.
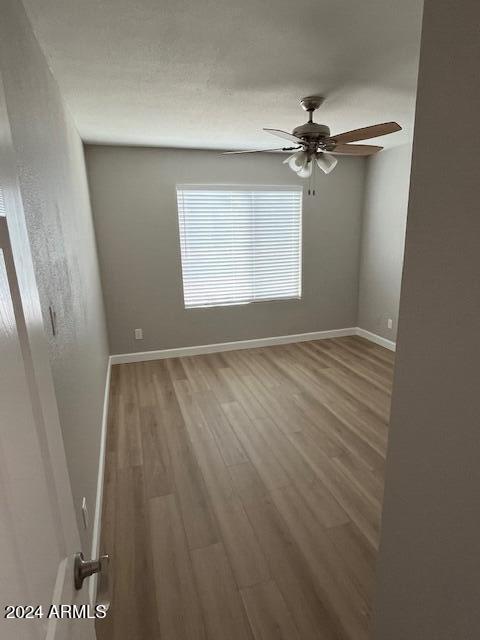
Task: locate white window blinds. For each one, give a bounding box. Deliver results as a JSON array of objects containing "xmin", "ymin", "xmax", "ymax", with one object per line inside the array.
[{"xmin": 176, "ymin": 185, "xmax": 302, "ymax": 308}]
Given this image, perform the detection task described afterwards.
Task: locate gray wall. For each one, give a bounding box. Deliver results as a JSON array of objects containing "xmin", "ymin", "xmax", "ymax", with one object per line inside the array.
[
  {"xmin": 374, "ymin": 0, "xmax": 480, "ymax": 638},
  {"xmin": 86, "ymin": 146, "xmax": 366, "ymax": 354},
  {"xmin": 0, "ymin": 0, "xmax": 109, "ymax": 552},
  {"xmin": 358, "ymin": 144, "xmax": 412, "ymax": 340}
]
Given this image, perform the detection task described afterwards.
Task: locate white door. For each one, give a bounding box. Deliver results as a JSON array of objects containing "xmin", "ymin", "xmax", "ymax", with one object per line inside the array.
[{"xmin": 0, "ymin": 72, "xmax": 97, "ymax": 640}]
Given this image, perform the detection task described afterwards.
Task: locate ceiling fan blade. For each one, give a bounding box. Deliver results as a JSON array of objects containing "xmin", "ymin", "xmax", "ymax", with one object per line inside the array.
[
  {"xmin": 328, "ymin": 122, "xmax": 401, "ymax": 144},
  {"xmin": 221, "ymin": 147, "xmax": 297, "ymax": 155},
  {"xmin": 263, "ymin": 128, "xmax": 304, "ymax": 144},
  {"xmin": 329, "ymin": 143, "xmax": 383, "ymax": 156}
]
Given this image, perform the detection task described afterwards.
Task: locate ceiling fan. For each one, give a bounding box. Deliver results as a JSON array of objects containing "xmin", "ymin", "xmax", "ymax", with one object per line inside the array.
[{"xmin": 222, "ymin": 96, "xmax": 401, "ymax": 181}]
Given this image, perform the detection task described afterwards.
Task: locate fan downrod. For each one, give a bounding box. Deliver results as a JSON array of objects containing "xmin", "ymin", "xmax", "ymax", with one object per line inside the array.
[{"xmin": 293, "ymin": 96, "xmax": 329, "ymax": 140}]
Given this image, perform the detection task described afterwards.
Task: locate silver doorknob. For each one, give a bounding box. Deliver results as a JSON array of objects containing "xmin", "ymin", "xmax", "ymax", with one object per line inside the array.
[{"xmin": 74, "ymin": 552, "xmax": 109, "ymax": 591}]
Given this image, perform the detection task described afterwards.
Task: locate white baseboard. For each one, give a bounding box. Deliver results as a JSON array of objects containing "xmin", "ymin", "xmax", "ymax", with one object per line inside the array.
[
  {"xmin": 109, "ymin": 327, "xmax": 358, "ymax": 364},
  {"xmin": 355, "ymin": 327, "xmax": 396, "ymax": 351},
  {"xmin": 89, "ymin": 357, "xmax": 111, "ymax": 605}
]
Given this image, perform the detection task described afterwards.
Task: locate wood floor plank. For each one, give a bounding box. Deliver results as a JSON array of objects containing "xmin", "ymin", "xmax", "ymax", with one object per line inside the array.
[
  {"xmin": 326, "ymin": 521, "xmax": 377, "ymax": 605},
  {"xmin": 328, "ymin": 339, "xmax": 394, "ymax": 386},
  {"xmin": 181, "ymin": 356, "xmax": 211, "ymax": 392},
  {"xmin": 354, "ymin": 336, "xmax": 395, "ymax": 362},
  {"xmin": 280, "ymin": 360, "xmax": 388, "ymax": 457},
  {"xmin": 291, "ymin": 341, "xmax": 346, "ymax": 371},
  {"xmin": 292, "ymin": 353, "xmax": 390, "ymax": 430},
  {"xmin": 149, "ymin": 494, "xmax": 206, "ymax": 640},
  {"xmin": 110, "ymin": 466, "xmax": 159, "ymax": 640},
  {"xmin": 241, "ymin": 374, "xmax": 307, "ymax": 435},
  {"xmin": 341, "ymin": 336, "xmax": 394, "ymax": 366},
  {"xmin": 193, "ymin": 390, "xmax": 248, "ymax": 466},
  {"xmin": 270, "ymin": 484, "xmax": 371, "ymax": 640},
  {"xmin": 236, "ymin": 350, "xmax": 280, "ymax": 389},
  {"xmin": 191, "ymin": 543, "xmax": 254, "ymax": 640},
  {"xmin": 244, "ymin": 496, "xmax": 344, "ymax": 640},
  {"xmin": 155, "ymin": 370, "xmax": 219, "ymax": 550},
  {"xmin": 139, "ymin": 405, "xmax": 173, "ymax": 498},
  {"xmin": 293, "ymin": 391, "xmax": 385, "ymax": 473},
  {"xmin": 310, "ymin": 341, "xmax": 393, "ymax": 395},
  {"xmin": 228, "ymin": 461, "xmax": 267, "ymax": 506},
  {"xmin": 211, "ymin": 497, "xmax": 271, "ymax": 588},
  {"xmin": 322, "ymin": 367, "xmax": 391, "ymax": 423},
  {"xmin": 290, "ymin": 430, "xmax": 381, "ymax": 549},
  {"xmin": 182, "ymin": 420, "xmax": 237, "ymax": 505},
  {"xmin": 222, "ymin": 401, "xmax": 291, "ymax": 491},
  {"xmin": 194, "ymin": 356, "xmax": 235, "ymax": 404},
  {"xmin": 258, "ymin": 348, "xmax": 302, "ymax": 392},
  {"xmin": 294, "ymin": 478, "xmax": 350, "ymax": 529},
  {"xmin": 219, "ymin": 367, "xmax": 268, "ymax": 421},
  {"xmin": 292, "ymin": 392, "xmax": 349, "ymax": 459},
  {"xmin": 205, "ymin": 352, "xmax": 230, "ymax": 370},
  {"xmin": 134, "ymin": 361, "xmax": 158, "ymax": 408},
  {"xmin": 116, "ymin": 365, "xmax": 143, "ymax": 469},
  {"xmin": 165, "ymin": 356, "xmax": 188, "ymax": 382},
  {"xmin": 168, "ymin": 431, "xmax": 220, "ymax": 550},
  {"xmin": 251, "ymin": 416, "xmax": 317, "ymax": 486},
  {"xmin": 221, "ymin": 350, "xmax": 253, "ymax": 377},
  {"xmin": 182, "ymin": 411, "xmax": 271, "ymax": 588},
  {"xmin": 241, "ymin": 580, "xmax": 301, "ymax": 640},
  {"xmin": 331, "ymin": 452, "xmax": 384, "ymax": 508},
  {"xmin": 173, "ymin": 378, "xmax": 213, "ymax": 441}
]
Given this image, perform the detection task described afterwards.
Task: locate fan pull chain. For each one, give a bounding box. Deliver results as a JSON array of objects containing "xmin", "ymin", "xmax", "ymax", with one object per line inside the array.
[
  {"xmin": 308, "ymin": 161, "xmax": 314, "ymax": 196},
  {"xmin": 307, "ymin": 158, "xmax": 316, "ymax": 197}
]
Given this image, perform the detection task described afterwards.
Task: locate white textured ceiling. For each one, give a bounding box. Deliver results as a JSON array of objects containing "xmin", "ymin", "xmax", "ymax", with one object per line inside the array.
[{"xmin": 23, "ymin": 0, "xmax": 423, "ymax": 150}]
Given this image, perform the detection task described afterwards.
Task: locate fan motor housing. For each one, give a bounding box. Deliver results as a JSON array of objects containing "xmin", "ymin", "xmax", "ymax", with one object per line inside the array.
[{"xmin": 293, "ymin": 122, "xmax": 330, "ymax": 140}]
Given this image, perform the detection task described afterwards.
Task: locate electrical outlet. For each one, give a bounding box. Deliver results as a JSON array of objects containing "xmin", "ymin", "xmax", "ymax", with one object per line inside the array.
[
  {"xmin": 81, "ymin": 497, "xmax": 89, "ymax": 530},
  {"xmin": 387, "ymin": 318, "xmax": 393, "ymax": 329},
  {"xmin": 134, "ymin": 328, "xmax": 143, "ymax": 340}
]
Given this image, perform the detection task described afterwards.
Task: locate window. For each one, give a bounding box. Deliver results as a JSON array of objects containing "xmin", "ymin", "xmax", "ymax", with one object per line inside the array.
[{"xmin": 176, "ymin": 185, "xmax": 302, "ymax": 308}]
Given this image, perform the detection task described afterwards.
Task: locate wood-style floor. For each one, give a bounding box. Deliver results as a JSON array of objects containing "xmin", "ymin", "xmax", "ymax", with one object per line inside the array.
[{"xmin": 97, "ymin": 336, "xmax": 394, "ymax": 640}]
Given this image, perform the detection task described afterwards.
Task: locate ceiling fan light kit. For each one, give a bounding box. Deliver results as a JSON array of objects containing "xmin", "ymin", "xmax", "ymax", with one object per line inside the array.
[
  {"xmin": 284, "ymin": 150, "xmax": 308, "ymax": 172},
  {"xmin": 297, "ymin": 161, "xmax": 313, "ymax": 179},
  {"xmin": 223, "ymin": 96, "xmax": 402, "ymax": 191},
  {"xmin": 316, "ymin": 152, "xmax": 338, "ymax": 174}
]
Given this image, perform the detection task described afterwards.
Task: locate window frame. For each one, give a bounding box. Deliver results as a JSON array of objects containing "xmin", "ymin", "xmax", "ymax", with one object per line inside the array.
[{"xmin": 176, "ymin": 183, "xmax": 303, "ymax": 310}]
